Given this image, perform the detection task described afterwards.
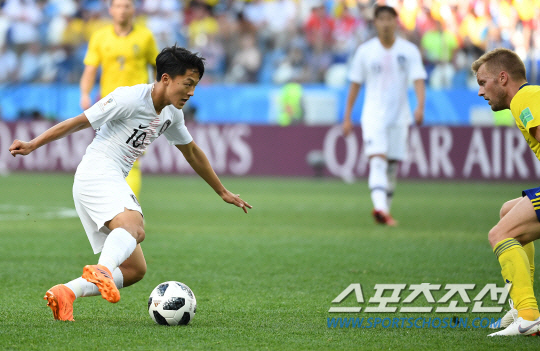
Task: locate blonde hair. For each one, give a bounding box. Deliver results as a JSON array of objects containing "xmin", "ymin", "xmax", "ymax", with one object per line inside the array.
[{"xmin": 471, "ymin": 48, "xmax": 526, "ymax": 81}]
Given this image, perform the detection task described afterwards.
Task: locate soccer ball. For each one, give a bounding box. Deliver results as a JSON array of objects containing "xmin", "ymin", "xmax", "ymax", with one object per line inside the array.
[{"xmin": 148, "ymin": 281, "xmax": 196, "ymax": 325}]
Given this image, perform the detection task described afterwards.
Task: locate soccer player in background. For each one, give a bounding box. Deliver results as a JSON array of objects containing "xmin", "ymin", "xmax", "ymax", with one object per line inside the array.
[
  {"xmin": 80, "ymin": 0, "xmax": 159, "ymax": 201},
  {"xmin": 9, "ymin": 45, "xmax": 252, "ymax": 321},
  {"xmin": 472, "ymin": 48, "xmax": 540, "ymax": 336},
  {"xmin": 341, "ymin": 5, "xmax": 426, "ymax": 226}
]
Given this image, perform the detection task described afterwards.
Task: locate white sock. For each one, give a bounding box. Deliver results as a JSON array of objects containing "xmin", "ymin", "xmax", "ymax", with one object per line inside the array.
[
  {"xmin": 65, "ymin": 268, "xmax": 124, "ymax": 298},
  {"xmin": 386, "ymin": 161, "xmax": 398, "ymax": 211},
  {"xmin": 368, "ymin": 156, "xmax": 389, "ymax": 212},
  {"xmin": 98, "ymin": 228, "xmax": 137, "ymax": 273}
]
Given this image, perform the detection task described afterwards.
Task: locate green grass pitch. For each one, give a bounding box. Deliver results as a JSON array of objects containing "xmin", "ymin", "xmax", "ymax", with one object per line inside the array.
[{"xmin": 1, "ymin": 173, "xmax": 539, "ymax": 350}]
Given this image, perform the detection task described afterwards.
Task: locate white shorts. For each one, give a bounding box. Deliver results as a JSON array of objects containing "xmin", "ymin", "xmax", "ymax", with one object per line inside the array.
[
  {"xmin": 73, "ymin": 173, "xmax": 142, "ymax": 254},
  {"xmin": 361, "ymin": 124, "xmax": 409, "ymax": 160}
]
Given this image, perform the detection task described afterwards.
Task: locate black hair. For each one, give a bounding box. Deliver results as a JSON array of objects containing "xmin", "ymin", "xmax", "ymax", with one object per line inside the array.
[
  {"xmin": 155, "ymin": 45, "xmax": 205, "ymax": 81},
  {"xmin": 374, "ymin": 5, "xmax": 398, "ymax": 18}
]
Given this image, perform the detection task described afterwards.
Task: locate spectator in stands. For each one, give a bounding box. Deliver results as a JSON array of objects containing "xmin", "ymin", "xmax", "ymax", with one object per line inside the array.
[
  {"xmin": 194, "ymin": 32, "xmax": 225, "ymax": 83},
  {"xmin": 304, "ymin": 1, "xmax": 334, "ymax": 51},
  {"xmin": 262, "ymin": 0, "xmax": 297, "ymax": 50},
  {"xmin": 421, "ymin": 19, "xmax": 459, "ymax": 88},
  {"xmin": 331, "ymin": 3, "xmax": 362, "ymax": 64},
  {"xmin": 6, "ymin": 0, "xmax": 540, "ymax": 90},
  {"xmin": 3, "ymin": 0, "xmax": 43, "ymax": 53},
  {"xmin": 142, "ymin": 0, "xmax": 183, "ymax": 50},
  {"xmin": 273, "ymin": 34, "xmax": 311, "ymax": 84},
  {"xmin": 16, "ymin": 41, "xmax": 42, "ymax": 82},
  {"xmin": 0, "ymin": 43, "xmax": 18, "ymax": 83},
  {"xmin": 186, "ymin": 1, "xmax": 219, "ymax": 49},
  {"xmin": 225, "ymin": 33, "xmax": 261, "ymax": 83}
]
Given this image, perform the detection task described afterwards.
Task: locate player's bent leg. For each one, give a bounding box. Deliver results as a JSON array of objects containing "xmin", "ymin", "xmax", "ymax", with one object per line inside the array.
[
  {"xmin": 489, "ymin": 196, "xmax": 540, "ymax": 248},
  {"xmin": 489, "ymin": 196, "xmax": 540, "ymax": 323},
  {"xmin": 119, "ymin": 244, "xmax": 147, "ymax": 287},
  {"xmin": 44, "ymin": 284, "xmax": 76, "ymax": 321},
  {"xmin": 105, "ymin": 208, "xmax": 145, "ymax": 244},
  {"xmin": 82, "ymin": 209, "xmax": 144, "ymax": 303}
]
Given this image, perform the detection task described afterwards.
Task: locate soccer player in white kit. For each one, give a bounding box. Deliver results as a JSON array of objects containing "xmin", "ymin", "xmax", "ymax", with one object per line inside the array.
[
  {"xmin": 342, "ymin": 5, "xmax": 426, "ymax": 226},
  {"xmin": 9, "ymin": 45, "xmax": 252, "ymax": 321}
]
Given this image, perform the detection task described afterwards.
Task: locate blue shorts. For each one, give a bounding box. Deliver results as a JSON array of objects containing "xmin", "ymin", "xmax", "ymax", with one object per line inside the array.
[{"xmin": 522, "ymin": 187, "xmax": 540, "ymax": 221}]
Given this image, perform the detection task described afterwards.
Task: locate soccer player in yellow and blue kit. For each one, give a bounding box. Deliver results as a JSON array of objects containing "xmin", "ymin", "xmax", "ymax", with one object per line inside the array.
[
  {"xmin": 80, "ymin": 0, "xmax": 159, "ymax": 200},
  {"xmin": 473, "ymin": 48, "xmax": 540, "ymax": 336}
]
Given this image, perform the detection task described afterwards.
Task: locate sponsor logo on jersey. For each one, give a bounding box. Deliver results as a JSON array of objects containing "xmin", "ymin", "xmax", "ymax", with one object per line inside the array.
[{"xmin": 519, "ymin": 107, "xmax": 533, "ymax": 127}]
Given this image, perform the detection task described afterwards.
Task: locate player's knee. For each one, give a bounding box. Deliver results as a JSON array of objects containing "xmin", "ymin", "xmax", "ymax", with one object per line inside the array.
[
  {"xmin": 117, "ymin": 225, "xmax": 144, "ymax": 243},
  {"xmin": 121, "ymin": 263, "xmax": 147, "ymax": 287},
  {"xmin": 500, "ymin": 201, "xmax": 513, "ymax": 219},
  {"xmin": 488, "ymin": 225, "xmax": 504, "ymax": 248}
]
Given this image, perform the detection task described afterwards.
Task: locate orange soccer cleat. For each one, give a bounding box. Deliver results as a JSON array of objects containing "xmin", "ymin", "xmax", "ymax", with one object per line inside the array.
[
  {"xmin": 372, "ymin": 209, "xmax": 398, "ymax": 227},
  {"xmin": 82, "ymin": 264, "xmax": 120, "ymax": 303},
  {"xmin": 44, "ymin": 284, "xmax": 76, "ymax": 321}
]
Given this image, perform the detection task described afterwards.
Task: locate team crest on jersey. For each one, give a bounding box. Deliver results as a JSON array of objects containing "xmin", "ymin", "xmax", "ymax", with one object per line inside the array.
[
  {"xmin": 158, "ymin": 120, "xmax": 172, "ymax": 136},
  {"xmin": 98, "ymin": 95, "xmax": 117, "ymax": 112},
  {"xmin": 397, "ymin": 55, "xmax": 407, "ymax": 71},
  {"xmin": 133, "ymin": 44, "xmax": 140, "ymax": 56}
]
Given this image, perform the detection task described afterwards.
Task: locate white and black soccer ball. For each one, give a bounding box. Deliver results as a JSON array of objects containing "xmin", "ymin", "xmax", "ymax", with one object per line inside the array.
[{"xmin": 148, "ymin": 281, "xmax": 196, "ymax": 326}]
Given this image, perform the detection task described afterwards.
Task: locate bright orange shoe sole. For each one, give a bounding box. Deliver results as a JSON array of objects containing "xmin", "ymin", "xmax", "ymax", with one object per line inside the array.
[
  {"xmin": 44, "ymin": 285, "xmax": 75, "ymax": 321},
  {"xmin": 82, "ymin": 265, "xmax": 120, "ymax": 303}
]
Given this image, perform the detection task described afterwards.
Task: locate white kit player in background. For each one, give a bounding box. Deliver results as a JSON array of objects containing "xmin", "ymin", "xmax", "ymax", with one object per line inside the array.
[
  {"xmin": 341, "ymin": 5, "xmax": 426, "ymax": 226},
  {"xmin": 9, "ymin": 45, "xmax": 252, "ymax": 322}
]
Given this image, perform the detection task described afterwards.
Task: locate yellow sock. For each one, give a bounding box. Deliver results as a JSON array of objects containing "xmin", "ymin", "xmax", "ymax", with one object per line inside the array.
[
  {"xmin": 494, "ymin": 238, "xmax": 538, "ymax": 317},
  {"xmin": 523, "ymin": 242, "xmax": 535, "ymax": 287},
  {"xmin": 518, "ymin": 308, "xmax": 540, "ymax": 321}
]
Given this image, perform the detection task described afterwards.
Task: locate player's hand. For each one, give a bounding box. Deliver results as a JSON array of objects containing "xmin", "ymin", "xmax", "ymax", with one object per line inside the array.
[
  {"xmin": 221, "ymin": 190, "xmax": 252, "ymax": 213},
  {"xmin": 80, "ymin": 94, "xmax": 92, "ymax": 110},
  {"xmin": 9, "ymin": 139, "xmax": 34, "ymax": 157},
  {"xmin": 414, "ymin": 108, "xmax": 424, "ymax": 126},
  {"xmin": 342, "ymin": 118, "xmax": 353, "ymax": 137}
]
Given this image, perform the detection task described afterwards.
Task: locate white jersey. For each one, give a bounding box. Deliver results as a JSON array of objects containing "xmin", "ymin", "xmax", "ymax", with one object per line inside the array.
[
  {"xmin": 348, "ymin": 37, "xmax": 426, "ymax": 127},
  {"xmin": 77, "ymin": 84, "xmax": 193, "ymax": 177}
]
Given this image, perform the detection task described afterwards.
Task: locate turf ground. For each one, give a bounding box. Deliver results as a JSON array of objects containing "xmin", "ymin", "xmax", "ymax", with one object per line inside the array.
[{"xmin": 1, "ymin": 173, "xmax": 540, "ymax": 350}]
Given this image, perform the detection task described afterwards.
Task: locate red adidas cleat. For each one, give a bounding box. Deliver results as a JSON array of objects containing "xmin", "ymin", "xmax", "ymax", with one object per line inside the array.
[
  {"xmin": 372, "ymin": 209, "xmax": 398, "ymax": 226},
  {"xmin": 82, "ymin": 264, "xmax": 120, "ymax": 303},
  {"xmin": 44, "ymin": 284, "xmax": 76, "ymax": 321}
]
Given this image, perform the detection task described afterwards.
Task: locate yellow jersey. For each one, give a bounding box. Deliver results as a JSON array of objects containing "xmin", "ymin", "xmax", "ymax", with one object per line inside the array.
[
  {"xmin": 510, "ymin": 84, "xmax": 540, "ymax": 160},
  {"xmin": 84, "ymin": 24, "xmax": 159, "ymax": 97}
]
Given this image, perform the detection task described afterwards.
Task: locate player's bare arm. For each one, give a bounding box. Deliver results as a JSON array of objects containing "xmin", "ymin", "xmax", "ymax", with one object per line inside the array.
[
  {"xmin": 176, "ymin": 141, "xmax": 252, "ymax": 213},
  {"xmin": 80, "ymin": 65, "xmax": 99, "ymax": 110},
  {"xmin": 342, "ymin": 82, "xmax": 362, "ymax": 136},
  {"xmin": 413, "ymin": 79, "xmax": 425, "ymax": 126},
  {"xmin": 9, "ymin": 114, "xmax": 91, "ymax": 157}
]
